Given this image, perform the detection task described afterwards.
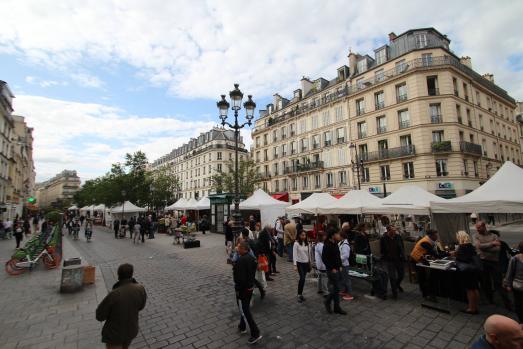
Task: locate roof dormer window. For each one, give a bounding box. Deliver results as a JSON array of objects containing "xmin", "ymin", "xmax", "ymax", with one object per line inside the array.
[
  {"xmin": 357, "ymin": 59, "xmax": 367, "ymax": 74},
  {"xmin": 415, "ymin": 33, "xmax": 427, "ymax": 48}
]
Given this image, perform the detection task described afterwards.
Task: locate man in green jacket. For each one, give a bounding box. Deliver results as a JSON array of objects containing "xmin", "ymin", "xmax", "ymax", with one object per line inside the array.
[{"xmin": 96, "ymin": 263, "xmax": 147, "ymax": 349}]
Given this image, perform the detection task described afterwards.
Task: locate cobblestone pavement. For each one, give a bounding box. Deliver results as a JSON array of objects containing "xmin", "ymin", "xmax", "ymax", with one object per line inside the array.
[
  {"xmin": 1, "ymin": 225, "xmax": 518, "ymax": 349},
  {"xmin": 0, "ymin": 231, "xmax": 106, "ymax": 349}
]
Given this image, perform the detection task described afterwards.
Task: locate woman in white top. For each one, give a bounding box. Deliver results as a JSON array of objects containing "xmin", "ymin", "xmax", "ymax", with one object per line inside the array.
[
  {"xmin": 293, "ymin": 231, "xmax": 311, "ymax": 303},
  {"xmin": 314, "ymin": 231, "xmax": 328, "ymax": 294}
]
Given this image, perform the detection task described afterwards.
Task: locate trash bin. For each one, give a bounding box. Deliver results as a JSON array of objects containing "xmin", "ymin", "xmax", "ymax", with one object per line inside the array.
[
  {"xmin": 60, "ymin": 265, "xmax": 84, "ymax": 293},
  {"xmin": 63, "ymin": 257, "xmax": 81, "ymax": 267},
  {"xmin": 83, "ymin": 265, "xmax": 96, "ymax": 285}
]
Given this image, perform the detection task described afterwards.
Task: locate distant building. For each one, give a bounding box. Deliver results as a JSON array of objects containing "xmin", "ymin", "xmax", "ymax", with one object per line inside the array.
[
  {"xmin": 516, "ymin": 102, "xmax": 523, "ymax": 154},
  {"xmin": 0, "ymin": 81, "xmax": 16, "ymax": 218},
  {"xmin": 35, "ymin": 170, "xmax": 81, "ymax": 208},
  {"xmin": 150, "ymin": 127, "xmax": 248, "ymax": 200}
]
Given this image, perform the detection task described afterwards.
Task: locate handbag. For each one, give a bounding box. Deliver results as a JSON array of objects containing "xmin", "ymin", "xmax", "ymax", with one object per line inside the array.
[
  {"xmin": 257, "ymin": 255, "xmax": 269, "ymax": 272},
  {"xmin": 456, "ymin": 255, "xmax": 482, "ymax": 273}
]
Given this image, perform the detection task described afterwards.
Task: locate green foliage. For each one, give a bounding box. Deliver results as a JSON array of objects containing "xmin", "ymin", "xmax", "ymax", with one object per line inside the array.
[
  {"xmin": 211, "ymin": 158, "xmax": 262, "ymax": 196},
  {"xmin": 45, "ymin": 210, "xmax": 62, "ymax": 224},
  {"xmin": 73, "ymin": 151, "xmax": 181, "ymax": 210}
]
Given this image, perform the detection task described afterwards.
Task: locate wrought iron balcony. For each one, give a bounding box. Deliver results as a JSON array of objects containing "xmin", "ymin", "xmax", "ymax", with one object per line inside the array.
[
  {"xmin": 358, "ymin": 131, "xmax": 367, "ymax": 139},
  {"xmin": 399, "ymin": 120, "xmax": 411, "ymax": 129},
  {"xmin": 428, "ymin": 88, "xmax": 440, "ymax": 96},
  {"xmin": 285, "ymin": 161, "xmax": 324, "ymax": 174},
  {"xmin": 359, "ymin": 145, "xmax": 415, "ymax": 162},
  {"xmin": 396, "ymin": 94, "xmax": 408, "ymax": 103},
  {"xmin": 375, "ymin": 101, "xmax": 385, "ymax": 110},
  {"xmin": 431, "ymin": 115, "xmax": 443, "ymax": 124},
  {"xmin": 377, "ymin": 126, "xmax": 387, "ymax": 134},
  {"xmin": 431, "ymin": 141, "xmax": 452, "ymax": 153},
  {"xmin": 460, "ymin": 141, "xmax": 482, "ymax": 156}
]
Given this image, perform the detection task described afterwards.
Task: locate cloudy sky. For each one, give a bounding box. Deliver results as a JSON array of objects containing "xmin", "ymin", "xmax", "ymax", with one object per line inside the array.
[{"xmin": 1, "ymin": 0, "xmax": 522, "ymax": 183}]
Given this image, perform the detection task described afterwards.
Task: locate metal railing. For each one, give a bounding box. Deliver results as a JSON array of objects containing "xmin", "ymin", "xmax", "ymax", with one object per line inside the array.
[
  {"xmin": 253, "ymin": 55, "xmax": 515, "ymax": 134},
  {"xmin": 431, "ymin": 141, "xmax": 452, "ymax": 153},
  {"xmin": 396, "ymin": 94, "xmax": 408, "ymax": 103},
  {"xmin": 377, "ymin": 126, "xmax": 387, "ymax": 134},
  {"xmin": 460, "ymin": 141, "xmax": 482, "ymax": 156},
  {"xmin": 358, "ymin": 131, "xmax": 367, "ymax": 139},
  {"xmin": 428, "ymin": 88, "xmax": 440, "ymax": 96},
  {"xmin": 375, "ymin": 101, "xmax": 385, "ymax": 110},
  {"xmin": 285, "ymin": 161, "xmax": 325, "ymax": 174},
  {"xmin": 431, "ymin": 115, "xmax": 443, "ymax": 123},
  {"xmin": 359, "ymin": 145, "xmax": 415, "ymax": 162},
  {"xmin": 399, "ymin": 120, "xmax": 411, "ymax": 129}
]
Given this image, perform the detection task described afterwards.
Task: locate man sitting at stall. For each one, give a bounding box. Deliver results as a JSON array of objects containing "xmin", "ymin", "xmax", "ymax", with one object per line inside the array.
[{"xmin": 410, "ymin": 229, "xmax": 445, "ymax": 300}]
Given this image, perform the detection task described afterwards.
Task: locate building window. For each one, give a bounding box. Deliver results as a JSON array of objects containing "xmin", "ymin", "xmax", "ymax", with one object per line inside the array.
[
  {"xmin": 312, "ymin": 135, "xmax": 320, "ymax": 149},
  {"xmin": 359, "ymin": 144, "xmax": 368, "ymax": 161},
  {"xmin": 396, "ymin": 83, "xmax": 407, "ymax": 103},
  {"xmin": 273, "ymin": 147, "xmax": 278, "ymax": 159},
  {"xmin": 476, "ymin": 91, "xmax": 481, "ymax": 106},
  {"xmin": 430, "ymin": 103, "xmax": 442, "ymax": 123},
  {"xmin": 436, "ymin": 159, "xmax": 448, "ymax": 177},
  {"xmin": 255, "ymin": 137, "xmax": 260, "ymax": 147},
  {"xmin": 274, "ymin": 180, "xmax": 279, "ymax": 192},
  {"xmin": 375, "ymin": 48, "xmax": 387, "ymax": 65},
  {"xmin": 273, "ymin": 163, "xmax": 279, "ymax": 176},
  {"xmin": 289, "ymin": 124, "xmax": 295, "ymax": 136},
  {"xmin": 263, "ymin": 134, "xmax": 268, "ymax": 145},
  {"xmin": 432, "ymin": 130, "xmax": 444, "ymax": 142},
  {"xmin": 263, "ymin": 149, "xmax": 268, "ymax": 161},
  {"xmin": 415, "ymin": 33, "xmax": 427, "ymax": 48},
  {"xmin": 301, "ymin": 138, "xmax": 308, "ymax": 152},
  {"xmin": 398, "ymin": 110, "xmax": 410, "ymax": 129},
  {"xmin": 456, "ymin": 104, "xmax": 462, "ymax": 124},
  {"xmin": 422, "ymin": 53, "xmax": 433, "ymax": 67},
  {"xmin": 356, "ymin": 98, "xmax": 365, "ymax": 115},
  {"xmin": 335, "ymin": 106, "xmax": 343, "ymax": 122},
  {"xmin": 281, "ymin": 144, "xmax": 287, "ymax": 156},
  {"xmin": 380, "ymin": 165, "xmax": 391, "ymax": 180},
  {"xmin": 361, "ymin": 167, "xmax": 370, "ymax": 182},
  {"xmin": 463, "ymin": 83, "xmax": 469, "ymax": 101},
  {"xmin": 375, "ymin": 91, "xmax": 385, "ymax": 110},
  {"xmin": 273, "ymin": 130, "xmax": 278, "ymax": 142},
  {"xmin": 453, "ymin": 78, "xmax": 459, "ymax": 97},
  {"xmin": 403, "ymin": 162, "xmax": 415, "ymax": 179},
  {"xmin": 395, "ymin": 59, "xmax": 407, "ymax": 74},
  {"xmin": 336, "ymin": 128, "xmax": 345, "ymax": 143},
  {"xmin": 375, "ymin": 68, "xmax": 385, "ymax": 82},
  {"xmin": 357, "ymin": 122, "xmax": 367, "ymax": 139},
  {"xmin": 302, "ymin": 176, "xmax": 309, "ymax": 189},
  {"xmin": 281, "ymin": 127, "xmax": 286, "ymax": 138},
  {"xmin": 463, "ymin": 159, "xmax": 469, "ymax": 176},
  {"xmin": 376, "ymin": 116, "xmax": 387, "ymax": 134},
  {"xmin": 473, "ymin": 161, "xmax": 478, "ymax": 178},
  {"xmin": 314, "ymin": 175, "xmax": 321, "ymax": 189},
  {"xmin": 324, "ymin": 131, "xmax": 332, "ymax": 147},
  {"xmin": 311, "ymin": 114, "xmax": 319, "ymax": 129},
  {"xmin": 217, "ymin": 164, "xmax": 222, "ymax": 172},
  {"xmin": 339, "ymin": 171, "xmax": 347, "ymax": 185},
  {"xmin": 400, "ymin": 135, "xmax": 412, "ymax": 147},
  {"xmin": 357, "ymin": 59, "xmax": 367, "ymax": 74},
  {"xmin": 322, "ymin": 111, "xmax": 331, "ymax": 126},
  {"xmin": 217, "ymin": 152, "xmax": 222, "ymax": 160},
  {"xmin": 291, "ymin": 141, "xmax": 297, "ymax": 155},
  {"xmin": 291, "ymin": 178, "xmax": 297, "ymax": 191},
  {"xmin": 426, "ymin": 75, "xmax": 438, "ymax": 95},
  {"xmin": 326, "ymin": 173, "xmax": 333, "ymax": 188}
]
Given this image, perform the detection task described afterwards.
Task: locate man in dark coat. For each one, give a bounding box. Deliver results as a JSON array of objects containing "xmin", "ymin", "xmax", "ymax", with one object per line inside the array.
[
  {"xmin": 96, "ymin": 264, "xmax": 147, "ymax": 349},
  {"xmin": 380, "ymin": 226, "xmax": 405, "ymax": 299},
  {"xmin": 322, "ymin": 228, "xmax": 347, "ymax": 315},
  {"xmin": 113, "ymin": 219, "xmax": 120, "ymax": 239}
]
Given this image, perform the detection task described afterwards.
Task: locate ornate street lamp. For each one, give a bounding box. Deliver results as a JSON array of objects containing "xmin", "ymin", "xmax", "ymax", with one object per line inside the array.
[
  {"xmin": 349, "ymin": 143, "xmax": 363, "ymax": 190},
  {"xmin": 217, "ymin": 84, "xmax": 256, "ymax": 238}
]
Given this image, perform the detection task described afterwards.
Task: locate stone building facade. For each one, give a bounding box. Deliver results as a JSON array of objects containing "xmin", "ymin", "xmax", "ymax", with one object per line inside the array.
[{"xmin": 35, "ymin": 170, "xmax": 80, "ymax": 208}]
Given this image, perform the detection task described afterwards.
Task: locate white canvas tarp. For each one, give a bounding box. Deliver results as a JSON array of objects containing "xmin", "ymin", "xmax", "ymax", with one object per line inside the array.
[
  {"xmin": 286, "ymin": 193, "xmax": 338, "ymax": 215},
  {"xmin": 110, "ymin": 201, "xmax": 146, "ymax": 214},
  {"xmin": 239, "ymin": 189, "xmax": 290, "ymax": 227},
  {"xmin": 431, "ymin": 161, "xmax": 523, "ymax": 213},
  {"xmin": 93, "ymin": 204, "xmax": 106, "ymax": 211},
  {"xmin": 79, "ymin": 205, "xmax": 95, "ymax": 214},
  {"xmin": 167, "ymin": 198, "xmax": 187, "ymax": 210},
  {"xmin": 68, "ymin": 205, "xmax": 78, "ymax": 210},
  {"xmin": 363, "ymin": 185, "xmax": 447, "ymax": 215},
  {"xmin": 180, "ymin": 198, "xmax": 198, "ymax": 210},
  {"xmin": 318, "ymin": 190, "xmax": 382, "ymax": 215},
  {"xmin": 195, "ymin": 196, "xmax": 211, "ymax": 210}
]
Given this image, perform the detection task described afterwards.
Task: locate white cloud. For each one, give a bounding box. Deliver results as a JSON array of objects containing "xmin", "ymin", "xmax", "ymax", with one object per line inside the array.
[
  {"xmin": 25, "ymin": 75, "xmax": 67, "ymax": 87},
  {"xmin": 13, "ymin": 95, "xmax": 214, "ymax": 182},
  {"xmin": 70, "ymin": 73, "xmax": 104, "ymax": 88},
  {"xmin": 0, "ymin": 0, "xmax": 521, "ymax": 100}
]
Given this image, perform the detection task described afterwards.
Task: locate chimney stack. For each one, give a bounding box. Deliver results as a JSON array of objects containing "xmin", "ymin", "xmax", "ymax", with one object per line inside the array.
[
  {"xmin": 348, "ymin": 52, "xmax": 358, "ymax": 77},
  {"xmin": 460, "ymin": 56, "xmax": 472, "ymax": 69},
  {"xmin": 300, "ymin": 77, "xmax": 313, "ymax": 97},
  {"xmin": 482, "ymin": 73, "xmax": 495, "ymax": 83},
  {"xmin": 388, "ymin": 32, "xmax": 397, "ymax": 42}
]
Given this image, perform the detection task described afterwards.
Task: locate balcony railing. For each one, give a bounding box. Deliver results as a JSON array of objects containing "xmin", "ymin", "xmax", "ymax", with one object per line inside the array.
[
  {"xmin": 359, "ymin": 145, "xmax": 416, "ymax": 162},
  {"xmin": 399, "ymin": 120, "xmax": 411, "ymax": 129},
  {"xmin": 285, "ymin": 161, "xmax": 325, "ymax": 174},
  {"xmin": 377, "ymin": 126, "xmax": 387, "ymax": 134},
  {"xmin": 253, "ymin": 55, "xmax": 516, "ymax": 134},
  {"xmin": 431, "ymin": 141, "xmax": 452, "ymax": 153},
  {"xmin": 396, "ymin": 94, "xmax": 408, "ymax": 103},
  {"xmin": 428, "ymin": 88, "xmax": 440, "ymax": 96},
  {"xmin": 431, "ymin": 115, "xmax": 443, "ymax": 124},
  {"xmin": 356, "ymin": 108, "xmax": 365, "ymax": 116},
  {"xmin": 358, "ymin": 131, "xmax": 367, "ymax": 139},
  {"xmin": 312, "ymin": 143, "xmax": 320, "ymax": 150},
  {"xmin": 460, "ymin": 141, "xmax": 482, "ymax": 156},
  {"xmin": 375, "ymin": 101, "xmax": 385, "ymax": 110}
]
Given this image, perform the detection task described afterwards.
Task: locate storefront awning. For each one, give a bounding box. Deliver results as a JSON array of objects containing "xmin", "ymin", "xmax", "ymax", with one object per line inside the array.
[
  {"xmin": 332, "ymin": 194, "xmax": 344, "ymax": 199},
  {"xmin": 271, "ymin": 192, "xmax": 289, "ymax": 203}
]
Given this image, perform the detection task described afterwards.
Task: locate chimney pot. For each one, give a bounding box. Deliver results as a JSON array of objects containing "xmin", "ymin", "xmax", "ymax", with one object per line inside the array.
[{"xmin": 388, "ymin": 32, "xmax": 397, "ymax": 42}]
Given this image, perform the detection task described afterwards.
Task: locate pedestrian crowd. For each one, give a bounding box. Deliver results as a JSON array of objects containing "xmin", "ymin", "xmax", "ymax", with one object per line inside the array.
[{"xmin": 0, "ymin": 213, "xmax": 41, "ymax": 249}]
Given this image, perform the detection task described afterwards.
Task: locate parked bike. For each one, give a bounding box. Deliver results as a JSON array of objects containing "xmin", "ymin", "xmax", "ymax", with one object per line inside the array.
[{"xmin": 5, "ymin": 245, "xmax": 57, "ymax": 276}]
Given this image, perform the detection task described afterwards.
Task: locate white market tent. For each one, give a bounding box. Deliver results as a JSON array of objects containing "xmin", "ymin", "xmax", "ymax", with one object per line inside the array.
[
  {"xmin": 431, "ymin": 161, "xmax": 523, "ymax": 213},
  {"xmin": 239, "ymin": 189, "xmax": 290, "ymax": 227},
  {"xmin": 286, "ymin": 193, "xmax": 338, "ymax": 215},
  {"xmin": 363, "ymin": 185, "xmax": 447, "ymax": 215},
  {"xmin": 318, "ymin": 190, "xmax": 382, "ymax": 215},
  {"xmin": 110, "ymin": 201, "xmax": 146, "ymax": 214},
  {"xmin": 179, "ymin": 198, "xmax": 198, "ymax": 210},
  {"xmin": 195, "ymin": 196, "xmax": 211, "ymax": 210},
  {"xmin": 93, "ymin": 204, "xmax": 106, "ymax": 211},
  {"xmin": 167, "ymin": 198, "xmax": 188, "ymax": 211},
  {"xmin": 68, "ymin": 205, "xmax": 78, "ymax": 210},
  {"xmin": 79, "ymin": 205, "xmax": 95, "ymax": 214}
]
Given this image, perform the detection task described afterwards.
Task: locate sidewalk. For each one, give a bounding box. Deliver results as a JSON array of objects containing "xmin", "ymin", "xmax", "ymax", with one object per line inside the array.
[{"xmin": 0, "ymin": 231, "xmax": 107, "ymax": 349}]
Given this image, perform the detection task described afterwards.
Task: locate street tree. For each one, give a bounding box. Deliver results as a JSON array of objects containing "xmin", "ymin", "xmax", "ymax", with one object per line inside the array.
[{"xmin": 211, "ymin": 158, "xmax": 262, "ymax": 196}]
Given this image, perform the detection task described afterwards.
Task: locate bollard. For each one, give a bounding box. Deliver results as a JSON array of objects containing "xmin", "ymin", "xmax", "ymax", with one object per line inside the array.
[{"xmin": 60, "ymin": 265, "xmax": 84, "ymax": 293}]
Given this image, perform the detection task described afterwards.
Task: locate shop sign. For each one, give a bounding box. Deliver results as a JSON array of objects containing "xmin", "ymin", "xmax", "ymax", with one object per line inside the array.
[
  {"xmin": 368, "ymin": 186, "xmax": 381, "ymax": 193},
  {"xmin": 438, "ymin": 182, "xmax": 453, "ymax": 189}
]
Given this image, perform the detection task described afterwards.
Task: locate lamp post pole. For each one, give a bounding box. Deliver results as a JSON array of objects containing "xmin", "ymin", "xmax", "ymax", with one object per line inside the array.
[
  {"xmin": 350, "ymin": 143, "xmax": 361, "ymax": 190},
  {"xmin": 217, "ymin": 84, "xmax": 256, "ymax": 239},
  {"xmin": 121, "ymin": 190, "xmax": 126, "ymax": 220}
]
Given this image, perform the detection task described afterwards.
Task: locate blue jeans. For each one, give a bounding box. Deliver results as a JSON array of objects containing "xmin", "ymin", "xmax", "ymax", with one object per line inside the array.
[{"xmin": 287, "ymin": 244, "xmax": 293, "ymax": 262}]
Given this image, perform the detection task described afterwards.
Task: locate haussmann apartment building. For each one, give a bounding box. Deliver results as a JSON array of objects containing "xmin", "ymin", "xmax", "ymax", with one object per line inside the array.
[{"xmin": 251, "ymin": 27, "xmax": 521, "ymax": 202}]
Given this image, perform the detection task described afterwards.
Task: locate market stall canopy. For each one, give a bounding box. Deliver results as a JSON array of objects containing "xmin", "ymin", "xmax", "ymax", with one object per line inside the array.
[
  {"xmin": 110, "ymin": 201, "xmax": 146, "ymax": 214},
  {"xmin": 68, "ymin": 205, "xmax": 78, "ymax": 210},
  {"xmin": 318, "ymin": 190, "xmax": 382, "ymax": 215},
  {"xmin": 240, "ymin": 189, "xmax": 290, "ymax": 227},
  {"xmin": 286, "ymin": 193, "xmax": 338, "ymax": 215},
  {"xmin": 79, "ymin": 205, "xmax": 95, "ymax": 213},
  {"xmin": 363, "ymin": 185, "xmax": 447, "ymax": 215},
  {"xmin": 167, "ymin": 198, "xmax": 187, "ymax": 210},
  {"xmin": 182, "ymin": 198, "xmax": 199, "ymax": 210},
  {"xmin": 271, "ymin": 192, "xmax": 289, "ymax": 202},
  {"xmin": 93, "ymin": 204, "xmax": 106, "ymax": 211},
  {"xmin": 430, "ymin": 161, "xmax": 523, "ymax": 213},
  {"xmin": 195, "ymin": 196, "xmax": 211, "ymax": 210}
]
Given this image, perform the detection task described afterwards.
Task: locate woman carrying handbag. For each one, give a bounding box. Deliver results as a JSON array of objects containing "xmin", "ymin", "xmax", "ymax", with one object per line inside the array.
[
  {"xmin": 455, "ymin": 231, "xmax": 482, "ymax": 314},
  {"xmin": 504, "ymin": 241, "xmax": 523, "ymax": 323},
  {"xmin": 293, "ymin": 231, "xmax": 311, "ymax": 303}
]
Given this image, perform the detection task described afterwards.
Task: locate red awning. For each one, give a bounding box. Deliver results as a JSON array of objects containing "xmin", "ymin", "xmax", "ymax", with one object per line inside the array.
[
  {"xmin": 272, "ymin": 192, "xmax": 289, "ymax": 202},
  {"xmin": 333, "ymin": 194, "xmax": 344, "ymax": 199}
]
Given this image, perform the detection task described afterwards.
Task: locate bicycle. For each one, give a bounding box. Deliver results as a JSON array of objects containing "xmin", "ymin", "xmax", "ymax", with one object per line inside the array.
[
  {"xmin": 5, "ymin": 245, "xmax": 57, "ymax": 276},
  {"xmin": 72, "ymin": 226, "xmax": 80, "ymax": 240}
]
